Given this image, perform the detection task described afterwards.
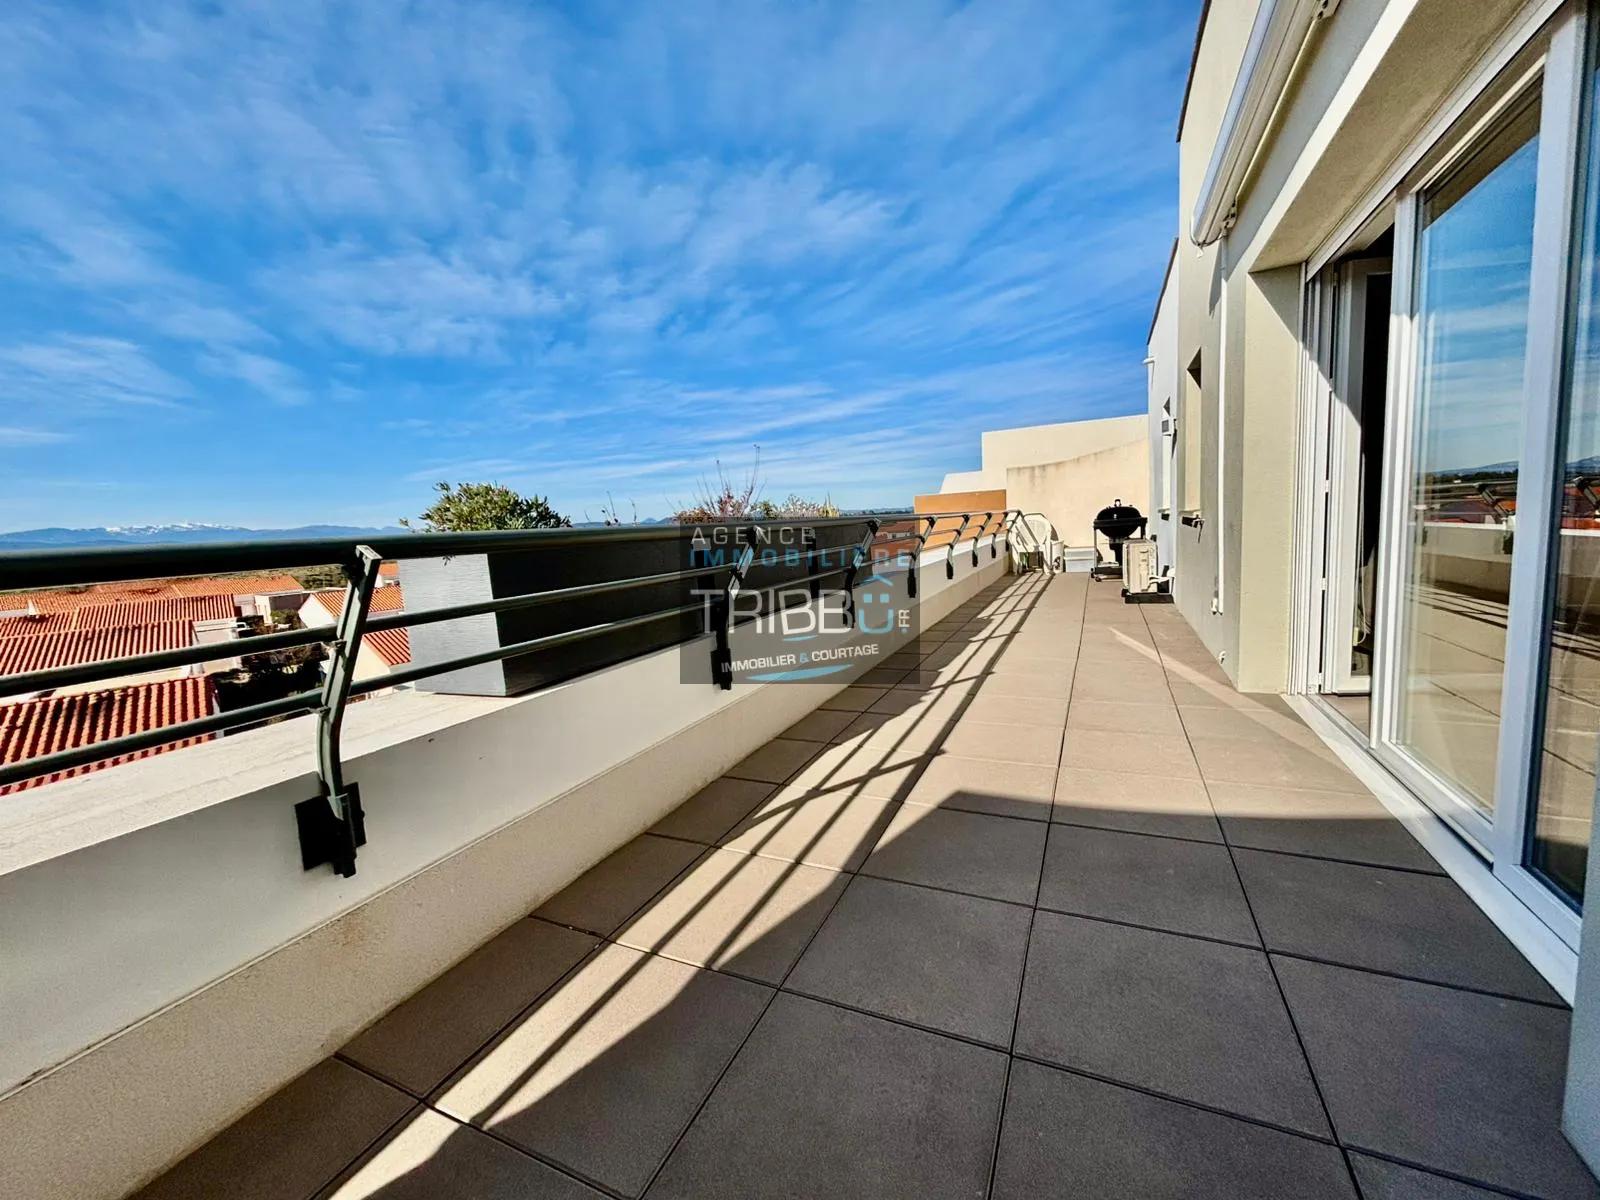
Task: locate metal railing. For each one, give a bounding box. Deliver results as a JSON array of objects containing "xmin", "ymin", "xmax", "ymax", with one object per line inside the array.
[{"xmin": 0, "ymin": 508, "xmax": 1026, "ymax": 875}]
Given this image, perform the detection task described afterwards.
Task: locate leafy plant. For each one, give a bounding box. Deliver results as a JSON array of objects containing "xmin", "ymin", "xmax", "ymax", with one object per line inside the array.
[
  {"xmin": 401, "ymin": 481, "xmax": 572, "ymax": 532},
  {"xmin": 672, "ymin": 452, "xmax": 837, "ymax": 523}
]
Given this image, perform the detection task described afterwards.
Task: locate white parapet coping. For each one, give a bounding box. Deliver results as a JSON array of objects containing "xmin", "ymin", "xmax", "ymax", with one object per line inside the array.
[{"xmin": 0, "ymin": 544, "xmax": 1009, "ymax": 1200}]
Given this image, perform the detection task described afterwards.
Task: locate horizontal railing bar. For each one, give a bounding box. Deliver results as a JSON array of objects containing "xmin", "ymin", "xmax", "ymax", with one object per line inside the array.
[
  {"xmin": 0, "ymin": 690, "xmax": 321, "ymax": 788},
  {"xmin": 0, "ymin": 515, "xmax": 912, "ymax": 591},
  {"xmin": 361, "ymin": 563, "xmax": 736, "ymax": 634},
  {"xmin": 0, "ymin": 624, "xmax": 335, "ymax": 699},
  {"xmin": 349, "ymin": 601, "xmax": 708, "ymax": 696}
]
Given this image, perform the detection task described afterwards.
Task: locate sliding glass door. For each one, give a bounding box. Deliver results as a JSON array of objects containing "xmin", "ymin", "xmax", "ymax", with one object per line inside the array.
[
  {"xmin": 1388, "ymin": 94, "xmax": 1541, "ymax": 834},
  {"xmin": 1360, "ymin": 8, "xmax": 1594, "ymax": 947}
]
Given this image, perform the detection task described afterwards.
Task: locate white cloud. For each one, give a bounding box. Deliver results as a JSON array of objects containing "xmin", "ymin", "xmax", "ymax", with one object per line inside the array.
[{"xmin": 0, "ymin": 426, "xmax": 71, "ymax": 447}]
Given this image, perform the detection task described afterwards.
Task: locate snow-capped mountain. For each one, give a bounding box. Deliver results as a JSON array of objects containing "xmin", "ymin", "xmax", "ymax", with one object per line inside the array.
[{"xmin": 0, "ymin": 524, "xmax": 404, "ymax": 551}]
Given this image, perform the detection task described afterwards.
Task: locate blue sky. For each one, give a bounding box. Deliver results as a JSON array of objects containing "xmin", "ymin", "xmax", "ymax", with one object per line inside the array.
[{"xmin": 0, "ymin": 0, "xmax": 1196, "ymax": 531}]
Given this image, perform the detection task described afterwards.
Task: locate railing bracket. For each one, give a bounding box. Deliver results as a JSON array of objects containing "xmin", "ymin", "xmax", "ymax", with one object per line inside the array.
[{"xmin": 296, "ymin": 783, "xmax": 366, "ymax": 876}]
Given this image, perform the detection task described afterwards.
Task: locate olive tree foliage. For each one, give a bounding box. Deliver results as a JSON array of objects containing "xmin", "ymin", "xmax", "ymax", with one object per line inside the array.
[{"xmin": 400, "ymin": 481, "xmax": 572, "ymax": 533}]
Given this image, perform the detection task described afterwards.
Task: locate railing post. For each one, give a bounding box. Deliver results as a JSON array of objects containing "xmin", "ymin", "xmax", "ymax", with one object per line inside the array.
[
  {"xmin": 841, "ymin": 518, "xmax": 882, "ymax": 625},
  {"xmin": 945, "ymin": 514, "xmax": 972, "ymax": 580},
  {"xmin": 906, "ymin": 515, "xmax": 936, "ymax": 599},
  {"xmin": 296, "ymin": 545, "xmax": 381, "ymax": 876},
  {"xmin": 974, "ymin": 511, "xmax": 991, "ymax": 567},
  {"xmin": 712, "ymin": 527, "xmax": 756, "ymax": 691},
  {"xmin": 803, "ymin": 526, "xmax": 820, "ymax": 601}
]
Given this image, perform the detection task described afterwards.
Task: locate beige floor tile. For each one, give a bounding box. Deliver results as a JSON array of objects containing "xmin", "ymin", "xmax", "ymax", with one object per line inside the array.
[
  {"xmin": 535, "ymin": 835, "xmax": 706, "ymax": 937},
  {"xmin": 939, "ymin": 719, "xmax": 1062, "ymax": 766},
  {"xmin": 719, "ymin": 789, "xmax": 899, "ymax": 871},
  {"xmin": 1051, "ymin": 767, "xmax": 1220, "ymax": 842},
  {"xmin": 616, "ymin": 847, "xmax": 848, "ymax": 984},
  {"xmin": 344, "ymin": 919, "xmax": 598, "ymax": 1096},
  {"xmin": 434, "ymin": 944, "xmax": 770, "ymax": 1196},
  {"xmin": 906, "ymin": 754, "xmax": 1056, "ymax": 821},
  {"xmin": 1066, "ymin": 700, "xmax": 1184, "ymax": 736},
  {"xmin": 960, "ymin": 691, "xmax": 1071, "ymax": 729},
  {"xmin": 1188, "ymin": 734, "xmax": 1366, "ymax": 794},
  {"xmin": 1060, "ymin": 729, "xmax": 1199, "ymax": 779}
]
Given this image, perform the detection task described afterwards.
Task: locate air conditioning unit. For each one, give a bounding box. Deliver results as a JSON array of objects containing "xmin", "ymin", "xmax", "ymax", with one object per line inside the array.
[{"xmin": 1121, "ymin": 539, "xmax": 1172, "ymax": 604}]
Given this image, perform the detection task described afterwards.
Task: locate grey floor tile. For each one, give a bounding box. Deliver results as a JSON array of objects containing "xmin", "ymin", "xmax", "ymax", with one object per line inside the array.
[
  {"xmin": 1037, "ymin": 824, "xmax": 1258, "ymax": 944},
  {"xmin": 1234, "ymin": 850, "xmax": 1558, "ymax": 1002},
  {"xmin": 862, "ymin": 804, "xmax": 1047, "ymax": 904},
  {"xmin": 134, "ymin": 1059, "xmax": 416, "ymax": 1200},
  {"xmin": 939, "ymin": 719, "xmax": 1062, "ymax": 766},
  {"xmin": 819, "ymin": 685, "xmax": 890, "ymax": 712},
  {"xmin": 905, "ymin": 754, "xmax": 1055, "ymax": 821},
  {"xmin": 536, "ymin": 835, "xmax": 705, "ymax": 937},
  {"xmin": 650, "ymin": 777, "xmax": 777, "ymax": 845},
  {"xmin": 1015, "ymin": 911, "xmax": 1328, "ymax": 1136},
  {"xmin": 786, "ymin": 875, "xmax": 1032, "ymax": 1046},
  {"xmin": 992, "ymin": 1060, "xmax": 1355, "ymax": 1200},
  {"xmin": 1208, "ymin": 780, "xmax": 1441, "ymax": 872},
  {"xmin": 320, "ymin": 1109, "xmax": 606, "ymax": 1199},
  {"xmin": 1347, "ymin": 1153, "xmax": 1513, "ymax": 1200},
  {"xmin": 726, "ymin": 737, "xmax": 823, "ymax": 784},
  {"xmin": 647, "ymin": 993, "xmax": 1007, "ymax": 1200},
  {"xmin": 435, "ymin": 945, "xmax": 771, "ymax": 1198},
  {"xmin": 1052, "ymin": 766, "xmax": 1221, "ymax": 842},
  {"xmin": 615, "ymin": 847, "xmax": 847, "ymax": 984},
  {"xmin": 344, "ymin": 919, "xmax": 598, "ymax": 1095},
  {"xmin": 782, "ymin": 707, "xmax": 861, "ymax": 743},
  {"xmin": 718, "ymin": 788, "xmax": 898, "ymax": 871},
  {"xmin": 1274, "ymin": 957, "xmax": 1598, "ymax": 1199},
  {"xmin": 1188, "ymin": 734, "xmax": 1366, "ymax": 794}
]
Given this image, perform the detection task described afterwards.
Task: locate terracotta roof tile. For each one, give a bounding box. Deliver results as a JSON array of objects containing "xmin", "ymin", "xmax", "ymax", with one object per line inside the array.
[
  {"xmin": 362, "ymin": 627, "xmax": 411, "ymax": 668},
  {"xmin": 0, "ymin": 676, "xmax": 217, "ymax": 794},
  {"xmin": 0, "ymin": 621, "xmax": 196, "ymax": 677},
  {"xmin": 310, "ymin": 584, "xmax": 405, "ymax": 618},
  {"xmin": 0, "ymin": 574, "xmax": 302, "ymax": 614}
]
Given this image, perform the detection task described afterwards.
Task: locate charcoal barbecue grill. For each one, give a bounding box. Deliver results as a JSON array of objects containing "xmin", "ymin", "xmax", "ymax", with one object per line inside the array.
[{"xmin": 1091, "ymin": 500, "xmax": 1147, "ymax": 582}]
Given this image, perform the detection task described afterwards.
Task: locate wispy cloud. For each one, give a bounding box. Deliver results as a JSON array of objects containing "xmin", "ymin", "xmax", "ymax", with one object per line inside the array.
[{"xmin": 0, "ymin": 0, "xmax": 1194, "ymax": 528}]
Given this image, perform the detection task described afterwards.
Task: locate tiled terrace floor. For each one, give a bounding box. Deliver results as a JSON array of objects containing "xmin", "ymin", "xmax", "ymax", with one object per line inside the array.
[{"xmin": 137, "ymin": 574, "xmax": 1600, "ymax": 1200}]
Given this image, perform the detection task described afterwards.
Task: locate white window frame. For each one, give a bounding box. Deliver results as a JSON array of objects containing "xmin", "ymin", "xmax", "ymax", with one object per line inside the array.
[{"xmin": 1294, "ymin": 2, "xmax": 1589, "ymax": 951}]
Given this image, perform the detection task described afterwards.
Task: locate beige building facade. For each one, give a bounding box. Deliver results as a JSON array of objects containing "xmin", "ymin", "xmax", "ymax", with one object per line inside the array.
[{"xmin": 1156, "ymin": 0, "xmax": 1600, "ymax": 1168}]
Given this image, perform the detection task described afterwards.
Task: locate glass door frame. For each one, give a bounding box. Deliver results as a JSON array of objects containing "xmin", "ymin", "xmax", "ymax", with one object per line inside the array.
[
  {"xmin": 1323, "ymin": 257, "xmax": 1390, "ymax": 697},
  {"xmin": 1370, "ymin": 7, "xmax": 1587, "ymax": 950}
]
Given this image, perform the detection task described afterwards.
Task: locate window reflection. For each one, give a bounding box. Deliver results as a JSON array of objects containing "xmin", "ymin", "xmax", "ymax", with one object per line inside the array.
[
  {"xmin": 1395, "ymin": 95, "xmax": 1540, "ymax": 819},
  {"xmin": 1529, "ymin": 65, "xmax": 1600, "ymax": 909}
]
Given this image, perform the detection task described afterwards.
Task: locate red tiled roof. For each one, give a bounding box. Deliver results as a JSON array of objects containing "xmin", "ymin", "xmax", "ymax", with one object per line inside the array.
[
  {"xmin": 1, "ymin": 676, "xmax": 217, "ymax": 794},
  {"xmin": 363, "ymin": 627, "xmax": 411, "ymax": 668},
  {"xmin": 0, "ymin": 574, "xmax": 302, "ymax": 614},
  {"xmin": 308, "ymin": 586, "xmax": 409, "ymax": 668},
  {"xmin": 310, "ymin": 584, "xmax": 405, "ymax": 618},
  {"xmin": 0, "ymin": 595, "xmax": 236, "ymax": 636},
  {"xmin": 0, "ymin": 621, "xmax": 195, "ymax": 677},
  {"xmin": 170, "ymin": 574, "xmax": 302, "ymax": 598},
  {"xmin": 0, "ymin": 611, "xmax": 76, "ymax": 639}
]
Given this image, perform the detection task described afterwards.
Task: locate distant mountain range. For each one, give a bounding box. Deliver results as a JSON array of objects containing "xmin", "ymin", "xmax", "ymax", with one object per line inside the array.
[{"xmin": 0, "ymin": 523, "xmax": 405, "ymax": 551}]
